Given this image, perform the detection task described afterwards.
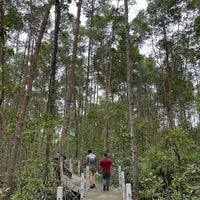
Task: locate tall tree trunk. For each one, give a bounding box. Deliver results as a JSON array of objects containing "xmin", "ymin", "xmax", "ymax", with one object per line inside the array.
[
  {"xmin": 0, "ymin": 0, "xmax": 5, "ymax": 138},
  {"xmin": 198, "ymin": 0, "xmax": 200, "ymax": 13},
  {"xmin": 144, "ymin": 97, "xmax": 150, "ymax": 149},
  {"xmin": 163, "ymin": 19, "xmax": 183, "ymax": 199},
  {"xmin": 59, "ymin": 0, "xmax": 83, "ymax": 180},
  {"xmin": 124, "ymin": 0, "xmax": 139, "ymax": 199},
  {"xmin": 2, "ymin": 1, "xmax": 53, "ymax": 199},
  {"xmin": 104, "ymin": 39, "xmax": 110, "ymax": 152},
  {"xmin": 80, "ymin": 0, "xmax": 94, "ymax": 171},
  {"xmin": 0, "ymin": 0, "xmax": 5, "ymax": 106},
  {"xmin": 163, "ymin": 24, "xmax": 174, "ymax": 129},
  {"xmin": 43, "ymin": 0, "xmax": 61, "ymax": 184}
]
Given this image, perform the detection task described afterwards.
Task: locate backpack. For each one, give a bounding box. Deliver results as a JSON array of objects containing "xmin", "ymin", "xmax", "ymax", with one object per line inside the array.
[{"xmin": 87, "ymin": 154, "xmax": 96, "ymax": 165}]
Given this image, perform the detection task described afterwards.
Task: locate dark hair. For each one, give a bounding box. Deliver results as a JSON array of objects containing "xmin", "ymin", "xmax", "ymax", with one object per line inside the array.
[
  {"xmin": 88, "ymin": 149, "xmax": 92, "ymax": 154},
  {"xmin": 104, "ymin": 152, "xmax": 108, "ymax": 157}
]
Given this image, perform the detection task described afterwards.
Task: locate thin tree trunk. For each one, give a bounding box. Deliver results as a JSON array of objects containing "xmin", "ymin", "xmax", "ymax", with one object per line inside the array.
[
  {"xmin": 163, "ymin": 20, "xmax": 183, "ymax": 200},
  {"xmin": 2, "ymin": 1, "xmax": 53, "ymax": 199},
  {"xmin": 144, "ymin": 98, "xmax": 150, "ymax": 149},
  {"xmin": 0, "ymin": 0, "xmax": 5, "ymax": 139},
  {"xmin": 43, "ymin": 0, "xmax": 61, "ymax": 184},
  {"xmin": 59, "ymin": 0, "xmax": 83, "ymax": 181},
  {"xmin": 80, "ymin": 0, "xmax": 94, "ymax": 171},
  {"xmin": 124, "ymin": 0, "xmax": 139, "ymax": 199},
  {"xmin": 0, "ymin": 0, "xmax": 5, "ymax": 106},
  {"xmin": 104, "ymin": 39, "xmax": 110, "ymax": 152}
]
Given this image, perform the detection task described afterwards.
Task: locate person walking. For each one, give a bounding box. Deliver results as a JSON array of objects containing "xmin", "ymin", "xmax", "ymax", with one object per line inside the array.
[
  {"xmin": 86, "ymin": 149, "xmax": 97, "ymax": 189},
  {"xmin": 100, "ymin": 152, "xmax": 112, "ymax": 191}
]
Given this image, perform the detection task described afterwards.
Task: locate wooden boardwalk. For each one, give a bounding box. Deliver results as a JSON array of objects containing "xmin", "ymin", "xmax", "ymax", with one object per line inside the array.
[
  {"xmin": 68, "ymin": 174, "xmax": 123, "ymax": 200},
  {"xmin": 85, "ymin": 182, "xmax": 122, "ymax": 200}
]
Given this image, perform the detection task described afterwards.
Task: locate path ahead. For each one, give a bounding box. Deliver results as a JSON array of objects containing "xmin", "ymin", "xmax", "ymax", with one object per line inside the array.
[
  {"xmin": 85, "ymin": 182, "xmax": 123, "ymax": 200},
  {"xmin": 68, "ymin": 174, "xmax": 123, "ymax": 200}
]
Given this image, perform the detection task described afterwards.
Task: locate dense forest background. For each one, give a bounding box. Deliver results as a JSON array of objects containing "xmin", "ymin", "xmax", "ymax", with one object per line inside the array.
[{"xmin": 0, "ymin": 0, "xmax": 200, "ymax": 199}]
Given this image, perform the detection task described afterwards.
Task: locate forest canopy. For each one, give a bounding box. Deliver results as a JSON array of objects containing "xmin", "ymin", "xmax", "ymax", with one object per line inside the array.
[{"xmin": 0, "ymin": 0, "xmax": 200, "ymax": 199}]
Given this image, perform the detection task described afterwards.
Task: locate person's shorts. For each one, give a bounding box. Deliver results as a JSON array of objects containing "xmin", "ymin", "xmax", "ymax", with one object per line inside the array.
[{"xmin": 89, "ymin": 168, "xmax": 96, "ymax": 173}]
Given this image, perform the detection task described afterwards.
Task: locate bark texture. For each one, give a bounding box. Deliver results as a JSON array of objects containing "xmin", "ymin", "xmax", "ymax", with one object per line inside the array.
[
  {"xmin": 2, "ymin": 1, "xmax": 53, "ymax": 199},
  {"xmin": 124, "ymin": 0, "xmax": 140, "ymax": 199}
]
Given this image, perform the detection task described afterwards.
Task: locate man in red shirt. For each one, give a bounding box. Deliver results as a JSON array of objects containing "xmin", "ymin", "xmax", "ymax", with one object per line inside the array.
[{"xmin": 99, "ymin": 152, "xmax": 112, "ymax": 191}]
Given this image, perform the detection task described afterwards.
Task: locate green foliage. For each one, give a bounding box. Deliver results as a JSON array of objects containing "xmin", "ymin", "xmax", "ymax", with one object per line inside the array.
[
  {"xmin": 6, "ymin": 7, "xmax": 23, "ymax": 31},
  {"xmin": 139, "ymin": 148, "xmax": 174, "ymax": 198},
  {"xmin": 194, "ymin": 16, "xmax": 200, "ymax": 37},
  {"xmin": 0, "ymin": 0, "xmax": 199, "ymax": 199},
  {"xmin": 166, "ymin": 127, "xmax": 193, "ymax": 160},
  {"xmin": 0, "ymin": 187, "xmax": 11, "ymax": 199},
  {"xmin": 138, "ymin": 125, "xmax": 200, "ymax": 199},
  {"xmin": 135, "ymin": 117, "xmax": 145, "ymax": 130},
  {"xmin": 131, "ymin": 10, "xmax": 151, "ymax": 43},
  {"xmin": 11, "ymin": 160, "xmax": 57, "ymax": 200},
  {"xmin": 187, "ymin": 0, "xmax": 198, "ymax": 9}
]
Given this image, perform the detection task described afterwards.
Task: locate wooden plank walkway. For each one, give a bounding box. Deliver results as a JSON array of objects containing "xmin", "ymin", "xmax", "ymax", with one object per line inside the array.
[
  {"xmin": 67, "ymin": 174, "xmax": 82, "ymax": 194},
  {"xmin": 68, "ymin": 174, "xmax": 123, "ymax": 200},
  {"xmin": 85, "ymin": 182, "xmax": 123, "ymax": 200}
]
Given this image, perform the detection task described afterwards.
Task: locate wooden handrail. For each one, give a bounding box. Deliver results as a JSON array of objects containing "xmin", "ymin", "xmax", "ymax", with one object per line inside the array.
[{"xmin": 56, "ymin": 163, "xmax": 133, "ymax": 200}]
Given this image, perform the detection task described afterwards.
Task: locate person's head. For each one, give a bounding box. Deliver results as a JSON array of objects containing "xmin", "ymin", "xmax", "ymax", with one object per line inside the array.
[
  {"xmin": 88, "ymin": 149, "xmax": 92, "ymax": 154},
  {"xmin": 104, "ymin": 152, "xmax": 108, "ymax": 157}
]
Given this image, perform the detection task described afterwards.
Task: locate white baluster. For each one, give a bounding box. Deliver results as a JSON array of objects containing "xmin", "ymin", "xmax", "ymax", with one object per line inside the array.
[
  {"xmin": 126, "ymin": 183, "xmax": 132, "ymax": 200},
  {"xmin": 78, "ymin": 161, "xmax": 81, "ymax": 176},
  {"xmin": 57, "ymin": 186, "xmax": 63, "ymax": 200},
  {"xmin": 80, "ymin": 172, "xmax": 85, "ymax": 199},
  {"xmin": 118, "ymin": 165, "xmax": 122, "ymax": 189},
  {"xmin": 121, "ymin": 171, "xmax": 126, "ymax": 200}
]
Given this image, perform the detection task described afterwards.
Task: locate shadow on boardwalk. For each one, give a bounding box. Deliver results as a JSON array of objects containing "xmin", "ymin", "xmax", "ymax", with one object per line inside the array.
[{"xmin": 85, "ymin": 182, "xmax": 122, "ymax": 200}]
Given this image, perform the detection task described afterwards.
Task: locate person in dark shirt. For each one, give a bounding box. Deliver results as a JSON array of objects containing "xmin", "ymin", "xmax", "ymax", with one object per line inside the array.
[{"xmin": 99, "ymin": 152, "xmax": 112, "ymax": 191}]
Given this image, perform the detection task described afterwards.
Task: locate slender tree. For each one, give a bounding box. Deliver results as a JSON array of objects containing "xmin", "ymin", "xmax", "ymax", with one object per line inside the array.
[
  {"xmin": 2, "ymin": 0, "xmax": 53, "ymax": 198},
  {"xmin": 0, "ymin": 0, "xmax": 5, "ymax": 106},
  {"xmin": 104, "ymin": 39, "xmax": 110, "ymax": 152},
  {"xmin": 59, "ymin": 0, "xmax": 83, "ymax": 183},
  {"xmin": 124, "ymin": 0, "xmax": 139, "ymax": 199},
  {"xmin": 80, "ymin": 0, "xmax": 95, "ymax": 170},
  {"xmin": 43, "ymin": 0, "xmax": 61, "ymax": 184},
  {"xmin": 0, "ymin": 0, "xmax": 5, "ymax": 138}
]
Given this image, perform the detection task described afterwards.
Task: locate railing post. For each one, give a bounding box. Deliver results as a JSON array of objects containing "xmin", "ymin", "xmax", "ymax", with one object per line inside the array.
[
  {"xmin": 69, "ymin": 159, "xmax": 73, "ymax": 173},
  {"xmin": 118, "ymin": 165, "xmax": 122, "ymax": 189},
  {"xmin": 78, "ymin": 161, "xmax": 81, "ymax": 176},
  {"xmin": 126, "ymin": 183, "xmax": 132, "ymax": 200},
  {"xmin": 121, "ymin": 171, "xmax": 126, "ymax": 200},
  {"xmin": 80, "ymin": 172, "xmax": 85, "ymax": 199},
  {"xmin": 57, "ymin": 186, "xmax": 63, "ymax": 200},
  {"xmin": 86, "ymin": 165, "xmax": 90, "ymax": 189}
]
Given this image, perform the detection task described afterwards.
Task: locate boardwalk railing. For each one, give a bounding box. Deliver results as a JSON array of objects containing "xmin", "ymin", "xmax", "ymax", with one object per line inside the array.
[
  {"xmin": 80, "ymin": 172, "xmax": 84, "ymax": 199},
  {"xmin": 57, "ymin": 186, "xmax": 63, "ymax": 200},
  {"xmin": 57, "ymin": 161, "xmax": 132, "ymax": 200},
  {"xmin": 119, "ymin": 166, "xmax": 132, "ymax": 200}
]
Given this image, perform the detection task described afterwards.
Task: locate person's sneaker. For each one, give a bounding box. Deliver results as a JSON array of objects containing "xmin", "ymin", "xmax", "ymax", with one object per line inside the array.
[
  {"xmin": 90, "ymin": 185, "xmax": 94, "ymax": 189},
  {"xmin": 93, "ymin": 184, "xmax": 95, "ymax": 188},
  {"xmin": 103, "ymin": 185, "xmax": 106, "ymax": 191}
]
